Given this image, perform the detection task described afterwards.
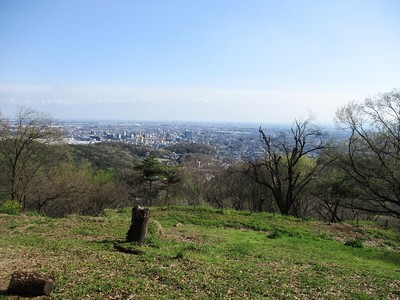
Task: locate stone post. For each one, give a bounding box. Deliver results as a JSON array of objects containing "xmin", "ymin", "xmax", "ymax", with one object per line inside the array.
[{"xmin": 126, "ymin": 206, "xmax": 150, "ymax": 243}]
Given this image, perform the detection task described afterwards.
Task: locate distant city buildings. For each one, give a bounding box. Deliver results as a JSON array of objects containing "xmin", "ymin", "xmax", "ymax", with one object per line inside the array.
[{"xmin": 56, "ymin": 120, "xmax": 346, "ymax": 161}]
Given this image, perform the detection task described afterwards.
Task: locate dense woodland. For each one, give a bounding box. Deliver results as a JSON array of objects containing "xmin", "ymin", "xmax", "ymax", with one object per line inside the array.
[{"xmin": 1, "ymin": 90, "xmax": 399, "ymax": 225}]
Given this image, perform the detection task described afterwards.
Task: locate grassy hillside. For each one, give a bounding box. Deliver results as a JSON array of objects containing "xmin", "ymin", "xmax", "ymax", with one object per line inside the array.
[
  {"xmin": 0, "ymin": 206, "xmax": 399, "ymax": 299},
  {"xmin": 71, "ymin": 142, "xmax": 171, "ymax": 171}
]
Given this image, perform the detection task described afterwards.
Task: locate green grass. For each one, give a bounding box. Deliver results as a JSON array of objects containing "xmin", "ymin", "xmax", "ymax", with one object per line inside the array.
[{"xmin": 0, "ymin": 206, "xmax": 399, "ymax": 299}]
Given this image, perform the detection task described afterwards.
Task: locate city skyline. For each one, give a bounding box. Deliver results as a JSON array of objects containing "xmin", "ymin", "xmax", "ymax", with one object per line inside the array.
[{"xmin": 1, "ymin": 1, "xmax": 399, "ymax": 123}]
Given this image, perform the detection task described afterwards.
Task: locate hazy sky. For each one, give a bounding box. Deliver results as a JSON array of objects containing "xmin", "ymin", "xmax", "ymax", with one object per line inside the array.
[{"xmin": 0, "ymin": 0, "xmax": 399, "ymax": 123}]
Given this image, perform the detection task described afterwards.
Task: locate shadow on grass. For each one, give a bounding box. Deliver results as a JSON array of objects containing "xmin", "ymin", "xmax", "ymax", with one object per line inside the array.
[
  {"xmin": 94, "ymin": 239, "xmax": 122, "ymax": 244},
  {"xmin": 352, "ymin": 248, "xmax": 400, "ymax": 266},
  {"xmin": 88, "ymin": 239, "xmax": 146, "ymax": 255},
  {"xmin": 88, "ymin": 239, "xmax": 125, "ymax": 247},
  {"xmin": 89, "ymin": 239, "xmax": 143, "ymax": 248}
]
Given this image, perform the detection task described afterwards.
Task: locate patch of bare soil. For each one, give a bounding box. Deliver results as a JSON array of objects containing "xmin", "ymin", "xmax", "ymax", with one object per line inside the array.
[
  {"xmin": 321, "ymin": 223, "xmax": 364, "ymax": 238},
  {"xmin": 316, "ymin": 223, "xmax": 396, "ymax": 250},
  {"xmin": 164, "ymin": 229, "xmax": 203, "ymax": 244},
  {"xmin": 163, "ymin": 226, "xmax": 225, "ymax": 245}
]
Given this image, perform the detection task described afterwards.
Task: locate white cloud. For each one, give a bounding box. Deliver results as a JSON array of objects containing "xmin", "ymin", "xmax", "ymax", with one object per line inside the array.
[
  {"xmin": 50, "ymin": 86, "xmax": 65, "ymax": 91},
  {"xmin": 3, "ymin": 98, "xmax": 17, "ymax": 104},
  {"xmin": 40, "ymin": 99, "xmax": 80, "ymax": 105},
  {"xmin": 0, "ymin": 84, "xmax": 369, "ymax": 122},
  {"xmin": 190, "ymin": 98, "xmax": 211, "ymax": 104}
]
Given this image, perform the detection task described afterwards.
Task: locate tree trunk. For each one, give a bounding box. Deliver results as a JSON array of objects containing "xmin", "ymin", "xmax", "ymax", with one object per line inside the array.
[
  {"xmin": 126, "ymin": 206, "xmax": 150, "ymax": 243},
  {"xmin": 7, "ymin": 271, "xmax": 55, "ymax": 296}
]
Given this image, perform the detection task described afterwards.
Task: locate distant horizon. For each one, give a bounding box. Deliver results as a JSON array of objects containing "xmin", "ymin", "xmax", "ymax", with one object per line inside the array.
[
  {"xmin": 52, "ymin": 117, "xmax": 337, "ymax": 128},
  {"xmin": 2, "ymin": 101, "xmax": 339, "ymax": 125},
  {"xmin": 2, "ymin": 111, "xmax": 338, "ymax": 129}
]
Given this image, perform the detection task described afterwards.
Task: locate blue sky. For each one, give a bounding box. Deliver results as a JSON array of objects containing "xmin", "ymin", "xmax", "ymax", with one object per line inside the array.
[{"xmin": 0, "ymin": 0, "xmax": 399, "ymax": 123}]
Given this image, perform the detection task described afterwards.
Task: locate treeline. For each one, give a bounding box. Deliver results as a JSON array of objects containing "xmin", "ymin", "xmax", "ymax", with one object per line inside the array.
[
  {"xmin": 165, "ymin": 142, "xmax": 216, "ymax": 156},
  {"xmin": 0, "ymin": 90, "xmax": 399, "ymax": 224}
]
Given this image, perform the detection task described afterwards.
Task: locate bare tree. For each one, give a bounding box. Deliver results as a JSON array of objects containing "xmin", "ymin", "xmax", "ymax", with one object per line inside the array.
[
  {"xmin": 335, "ymin": 90, "xmax": 400, "ymax": 219},
  {"xmin": 248, "ymin": 118, "xmax": 325, "ymax": 216},
  {"xmin": 180, "ymin": 155, "xmax": 218, "ymax": 207},
  {"xmin": 310, "ymin": 155, "xmax": 357, "ymax": 223},
  {"xmin": 223, "ymin": 164, "xmax": 273, "ymax": 212},
  {"xmin": 0, "ymin": 107, "xmax": 62, "ymax": 209},
  {"xmin": 204, "ymin": 173, "xmax": 228, "ymax": 210},
  {"xmin": 178, "ymin": 166, "xmax": 203, "ymax": 207}
]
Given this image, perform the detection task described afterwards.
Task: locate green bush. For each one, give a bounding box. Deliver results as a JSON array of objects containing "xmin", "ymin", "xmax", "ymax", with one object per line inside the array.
[
  {"xmin": 345, "ymin": 237, "xmax": 364, "ymax": 248},
  {"xmin": 0, "ymin": 200, "xmax": 21, "ymax": 215},
  {"xmin": 147, "ymin": 219, "xmax": 164, "ymax": 237},
  {"xmin": 267, "ymin": 229, "xmax": 282, "ymax": 239},
  {"xmin": 267, "ymin": 227, "xmax": 302, "ymax": 239},
  {"xmin": 143, "ymin": 235, "xmax": 161, "ymax": 248}
]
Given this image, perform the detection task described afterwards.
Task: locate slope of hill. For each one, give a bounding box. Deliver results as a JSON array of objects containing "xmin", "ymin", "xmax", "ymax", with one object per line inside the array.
[
  {"xmin": 0, "ymin": 206, "xmax": 399, "ymax": 299},
  {"xmin": 70, "ymin": 142, "xmax": 171, "ymax": 171}
]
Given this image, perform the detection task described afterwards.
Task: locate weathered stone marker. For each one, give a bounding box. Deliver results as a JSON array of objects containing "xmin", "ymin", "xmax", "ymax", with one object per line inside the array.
[
  {"xmin": 7, "ymin": 271, "xmax": 55, "ymax": 296},
  {"xmin": 126, "ymin": 205, "xmax": 150, "ymax": 243}
]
